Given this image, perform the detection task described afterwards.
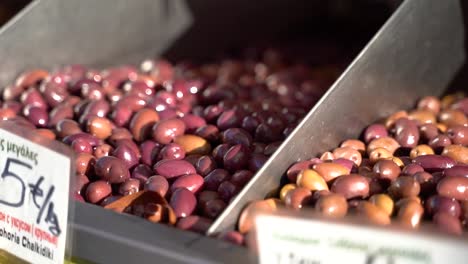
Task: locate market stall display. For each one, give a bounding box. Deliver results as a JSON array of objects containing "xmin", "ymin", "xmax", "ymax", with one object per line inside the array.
[{"xmin": 0, "ymin": 0, "xmax": 466, "ymax": 263}]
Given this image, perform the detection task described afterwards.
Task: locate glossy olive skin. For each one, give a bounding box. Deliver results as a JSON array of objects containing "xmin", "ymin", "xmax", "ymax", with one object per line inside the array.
[
  {"xmin": 223, "ymin": 144, "xmax": 249, "ymax": 172},
  {"xmin": 433, "ymin": 212, "xmax": 462, "ymax": 235},
  {"xmin": 313, "ymin": 163, "xmax": 349, "ymax": 182},
  {"xmin": 174, "ymin": 135, "xmax": 211, "ymax": 155},
  {"xmin": 94, "ymin": 156, "xmax": 130, "ymax": 183},
  {"xmin": 412, "ymin": 155, "xmax": 456, "ymax": 172},
  {"xmin": 425, "ymin": 195, "xmax": 461, "ymax": 218},
  {"xmin": 144, "ymin": 175, "xmax": 169, "ymax": 197},
  {"xmin": 373, "ymin": 160, "xmax": 401, "ymax": 181},
  {"xmin": 196, "ymin": 155, "xmax": 217, "ymax": 176},
  {"xmin": 437, "ymin": 176, "xmax": 468, "ymax": 201},
  {"xmin": 130, "ymin": 108, "xmax": 159, "ymax": 142},
  {"xmin": 396, "ymin": 199, "xmax": 424, "ymax": 228},
  {"xmin": 284, "ymin": 187, "xmax": 312, "ymax": 210},
  {"xmin": 159, "ymin": 143, "xmax": 186, "ymax": 160},
  {"xmin": 119, "ymin": 178, "xmax": 141, "ymax": 196},
  {"xmin": 356, "ymin": 201, "xmax": 391, "ymax": 226},
  {"xmin": 204, "ymin": 169, "xmax": 230, "ymax": 191},
  {"xmin": 443, "ymin": 165, "xmax": 468, "ymax": 178},
  {"xmin": 331, "ymin": 174, "xmax": 369, "ymax": 199},
  {"xmin": 315, "ymin": 193, "xmax": 348, "ymax": 218},
  {"xmin": 388, "ymin": 176, "xmax": 421, "ymax": 199},
  {"xmin": 176, "ymin": 215, "xmax": 212, "ymax": 234},
  {"xmin": 76, "ymin": 153, "xmax": 96, "ymax": 175},
  {"xmin": 221, "ymin": 128, "xmax": 253, "ymax": 147},
  {"xmin": 86, "ymin": 180, "xmax": 112, "ymax": 204},
  {"xmin": 394, "ymin": 118, "xmax": 420, "ymax": 148},
  {"xmin": 151, "ymin": 118, "xmax": 186, "ymax": 144},
  {"xmin": 153, "ymin": 159, "xmax": 196, "ymax": 179},
  {"xmin": 171, "ymin": 174, "xmax": 204, "ymax": 193},
  {"xmin": 113, "ymin": 144, "xmax": 139, "ymax": 169},
  {"xmin": 286, "ymin": 160, "xmax": 320, "ymax": 182},
  {"xmin": 296, "ymin": 169, "xmax": 328, "ymax": 192},
  {"xmin": 364, "ymin": 124, "xmax": 388, "ymax": 144},
  {"xmin": 170, "ymin": 188, "xmax": 197, "ymax": 218}
]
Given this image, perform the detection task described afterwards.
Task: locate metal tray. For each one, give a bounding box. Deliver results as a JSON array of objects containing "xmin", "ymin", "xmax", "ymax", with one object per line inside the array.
[
  {"xmin": 0, "ymin": 0, "xmax": 413, "ymax": 263},
  {"xmin": 210, "ymin": 0, "xmax": 467, "ymax": 234}
]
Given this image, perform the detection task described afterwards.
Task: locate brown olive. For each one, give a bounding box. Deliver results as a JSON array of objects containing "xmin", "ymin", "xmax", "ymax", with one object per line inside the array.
[
  {"xmin": 313, "ymin": 163, "xmax": 349, "ymax": 182},
  {"xmin": 284, "ymin": 187, "xmax": 312, "ymax": 210},
  {"xmin": 441, "ymin": 145, "xmax": 468, "ymax": 164},
  {"xmin": 87, "ymin": 116, "xmax": 112, "ymax": 140},
  {"xmin": 279, "ymin": 184, "xmax": 297, "ymax": 201},
  {"xmin": 356, "ymin": 201, "xmax": 391, "ymax": 226},
  {"xmin": 296, "ymin": 169, "xmax": 328, "ymax": 192},
  {"xmin": 396, "ymin": 199, "xmax": 424, "ymax": 228},
  {"xmin": 332, "ymin": 147, "xmax": 362, "ymax": 166},
  {"xmin": 408, "ymin": 110, "xmax": 436, "ymax": 124},
  {"xmin": 129, "ymin": 108, "xmax": 160, "ymax": 142},
  {"xmin": 75, "ymin": 153, "xmax": 96, "ymax": 175},
  {"xmin": 340, "ymin": 139, "xmax": 366, "ymax": 153},
  {"xmin": 331, "ymin": 174, "xmax": 369, "ymax": 199},
  {"xmin": 315, "ymin": 193, "xmax": 348, "ymax": 218},
  {"xmin": 367, "ymin": 137, "xmax": 400, "ymax": 155},
  {"xmin": 439, "ymin": 109, "xmax": 467, "ymax": 126},
  {"xmin": 385, "ymin": 111, "xmax": 408, "ymax": 128},
  {"xmin": 409, "ymin": 144, "xmax": 435, "ymax": 159},
  {"xmin": 372, "ymin": 160, "xmax": 401, "ymax": 181},
  {"xmin": 417, "ymin": 96, "xmax": 441, "ymax": 113},
  {"xmin": 369, "ymin": 148, "xmax": 393, "ymax": 164},
  {"xmin": 388, "ymin": 176, "xmax": 420, "ymax": 199},
  {"xmin": 369, "ymin": 194, "xmax": 394, "ymax": 216},
  {"xmin": 174, "ymin": 135, "xmax": 211, "ymax": 155},
  {"xmin": 238, "ymin": 200, "xmax": 277, "ymax": 234}
]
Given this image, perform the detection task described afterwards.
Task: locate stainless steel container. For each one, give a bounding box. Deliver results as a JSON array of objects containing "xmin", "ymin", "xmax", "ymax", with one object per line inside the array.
[{"xmin": 210, "ymin": 0, "xmax": 467, "ymax": 234}]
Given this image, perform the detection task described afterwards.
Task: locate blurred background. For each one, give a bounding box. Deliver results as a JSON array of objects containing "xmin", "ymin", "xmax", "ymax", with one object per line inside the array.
[
  {"xmin": 0, "ymin": 0, "xmax": 402, "ymax": 28},
  {"xmin": 0, "ymin": 0, "xmax": 31, "ymax": 26}
]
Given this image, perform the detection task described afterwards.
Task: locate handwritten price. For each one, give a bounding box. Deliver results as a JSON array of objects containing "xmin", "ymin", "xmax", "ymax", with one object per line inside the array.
[{"xmin": 0, "ymin": 158, "xmax": 61, "ymax": 236}]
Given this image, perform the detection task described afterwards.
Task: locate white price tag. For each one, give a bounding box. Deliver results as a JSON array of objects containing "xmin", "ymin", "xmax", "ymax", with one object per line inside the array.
[
  {"xmin": 0, "ymin": 128, "xmax": 72, "ymax": 264},
  {"xmin": 256, "ymin": 214, "xmax": 468, "ymax": 264}
]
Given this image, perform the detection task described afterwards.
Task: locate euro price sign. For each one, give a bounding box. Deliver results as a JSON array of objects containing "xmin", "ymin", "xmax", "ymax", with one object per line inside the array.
[{"xmin": 0, "ymin": 128, "xmax": 71, "ymax": 264}]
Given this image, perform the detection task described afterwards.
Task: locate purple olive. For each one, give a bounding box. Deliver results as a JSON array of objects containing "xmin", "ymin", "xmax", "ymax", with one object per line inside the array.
[
  {"xmin": 144, "ymin": 175, "xmax": 169, "ymax": 197},
  {"xmin": 248, "ymin": 153, "xmax": 269, "ymax": 172},
  {"xmin": 413, "ymin": 155, "xmax": 456, "ymax": 172},
  {"xmin": 196, "ymin": 155, "xmax": 217, "ymax": 176},
  {"xmin": 113, "ymin": 144, "xmax": 139, "ymax": 169},
  {"xmin": 95, "ymin": 156, "xmax": 130, "ymax": 183},
  {"xmin": 159, "ymin": 143, "xmax": 186, "ymax": 160},
  {"xmin": 140, "ymin": 140, "xmax": 159, "ymax": 166},
  {"xmin": 230, "ymin": 170, "xmax": 254, "ymax": 187},
  {"xmin": 223, "ymin": 144, "xmax": 250, "ymax": 172},
  {"xmin": 221, "ymin": 128, "xmax": 253, "ymax": 147},
  {"xmin": 170, "ymin": 188, "xmax": 197, "ymax": 218},
  {"xmin": 204, "ymin": 169, "xmax": 230, "ymax": 191},
  {"xmin": 218, "ymin": 181, "xmax": 239, "ymax": 202},
  {"xmin": 180, "ymin": 114, "xmax": 206, "ymax": 133},
  {"xmin": 425, "ymin": 195, "xmax": 461, "ymax": 218},
  {"xmin": 153, "ymin": 159, "xmax": 196, "ymax": 179},
  {"xmin": 171, "ymin": 174, "xmax": 204, "ymax": 193},
  {"xmin": 131, "ymin": 164, "xmax": 153, "ymax": 185}
]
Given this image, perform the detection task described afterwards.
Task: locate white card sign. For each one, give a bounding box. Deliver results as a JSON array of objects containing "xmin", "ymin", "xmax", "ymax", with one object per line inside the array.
[
  {"xmin": 255, "ymin": 214, "xmax": 468, "ymax": 264},
  {"xmin": 0, "ymin": 128, "xmax": 71, "ymax": 264}
]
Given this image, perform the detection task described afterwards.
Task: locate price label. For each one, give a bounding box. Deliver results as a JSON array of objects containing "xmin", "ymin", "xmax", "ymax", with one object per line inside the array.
[
  {"xmin": 0, "ymin": 128, "xmax": 72, "ymax": 264},
  {"xmin": 255, "ymin": 214, "xmax": 468, "ymax": 264}
]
